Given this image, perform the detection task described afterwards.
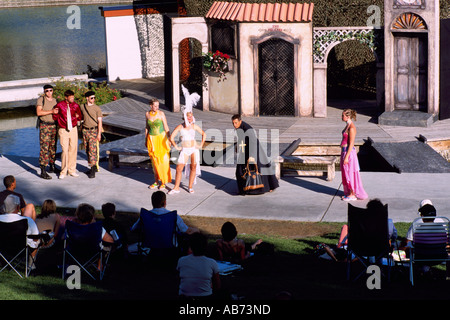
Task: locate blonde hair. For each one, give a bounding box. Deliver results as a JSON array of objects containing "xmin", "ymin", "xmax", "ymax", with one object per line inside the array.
[{"xmin": 343, "ymin": 109, "xmax": 357, "ymax": 121}]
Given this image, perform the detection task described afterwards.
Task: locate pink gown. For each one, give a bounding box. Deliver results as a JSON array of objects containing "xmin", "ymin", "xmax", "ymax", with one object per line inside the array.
[{"xmin": 340, "ymin": 131, "xmax": 368, "ymax": 200}]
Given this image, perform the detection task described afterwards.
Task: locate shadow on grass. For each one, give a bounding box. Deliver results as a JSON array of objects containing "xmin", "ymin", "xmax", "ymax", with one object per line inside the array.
[{"xmin": 2, "ymin": 211, "xmax": 450, "ymax": 302}]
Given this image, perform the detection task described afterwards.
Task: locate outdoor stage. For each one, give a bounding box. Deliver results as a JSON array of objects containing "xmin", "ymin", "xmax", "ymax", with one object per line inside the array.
[{"xmin": 1, "ymin": 78, "xmax": 450, "ymax": 224}]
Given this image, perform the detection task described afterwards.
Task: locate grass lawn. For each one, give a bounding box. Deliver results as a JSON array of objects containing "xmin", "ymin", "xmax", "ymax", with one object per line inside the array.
[{"xmin": 1, "ymin": 208, "xmax": 449, "ymax": 310}]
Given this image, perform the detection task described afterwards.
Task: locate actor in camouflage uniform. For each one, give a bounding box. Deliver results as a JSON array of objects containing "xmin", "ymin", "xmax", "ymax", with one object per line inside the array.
[
  {"xmin": 80, "ymin": 91, "xmax": 103, "ymax": 178},
  {"xmin": 36, "ymin": 84, "xmax": 58, "ymax": 179}
]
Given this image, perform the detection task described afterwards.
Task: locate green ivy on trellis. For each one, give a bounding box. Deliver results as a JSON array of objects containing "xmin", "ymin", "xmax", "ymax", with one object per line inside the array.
[{"xmin": 313, "ymin": 30, "xmax": 377, "ymax": 59}]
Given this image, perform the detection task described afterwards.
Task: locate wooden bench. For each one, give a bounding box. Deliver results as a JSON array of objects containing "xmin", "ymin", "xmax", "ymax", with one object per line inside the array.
[
  {"xmin": 106, "ymin": 148, "xmax": 151, "ymax": 171},
  {"xmin": 276, "ymin": 155, "xmax": 337, "ymax": 181},
  {"xmin": 106, "ymin": 141, "xmax": 234, "ymax": 171},
  {"xmin": 275, "ymin": 138, "xmax": 337, "ymax": 181}
]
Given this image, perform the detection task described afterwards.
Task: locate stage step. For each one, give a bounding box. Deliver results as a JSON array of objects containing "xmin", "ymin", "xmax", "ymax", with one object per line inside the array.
[{"xmin": 368, "ymin": 137, "xmax": 450, "ymax": 173}]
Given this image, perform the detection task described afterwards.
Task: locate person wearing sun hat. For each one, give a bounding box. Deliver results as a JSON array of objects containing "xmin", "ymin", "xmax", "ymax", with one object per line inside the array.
[
  {"xmin": 405, "ymin": 199, "xmax": 437, "ymax": 242},
  {"xmin": 403, "ymin": 199, "xmax": 450, "ymax": 279}
]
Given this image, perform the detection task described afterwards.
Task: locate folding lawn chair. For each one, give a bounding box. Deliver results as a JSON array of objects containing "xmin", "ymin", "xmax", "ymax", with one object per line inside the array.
[
  {"xmin": 0, "ymin": 219, "xmax": 35, "ymax": 278},
  {"xmin": 409, "ymin": 216, "xmax": 450, "ymax": 286},
  {"xmin": 62, "ymin": 220, "xmax": 111, "ymax": 281},
  {"xmin": 137, "ymin": 209, "xmax": 181, "ymax": 263},
  {"xmin": 346, "ymin": 203, "xmax": 392, "ymax": 282}
]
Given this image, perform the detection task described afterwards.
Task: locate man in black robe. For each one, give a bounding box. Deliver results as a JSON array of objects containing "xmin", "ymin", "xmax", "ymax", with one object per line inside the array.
[{"xmin": 231, "ymin": 114, "xmax": 279, "ymax": 195}]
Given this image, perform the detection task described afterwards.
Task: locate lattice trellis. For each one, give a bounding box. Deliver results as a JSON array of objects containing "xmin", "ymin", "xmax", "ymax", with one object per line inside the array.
[{"xmin": 313, "ymin": 27, "xmax": 380, "ymax": 63}]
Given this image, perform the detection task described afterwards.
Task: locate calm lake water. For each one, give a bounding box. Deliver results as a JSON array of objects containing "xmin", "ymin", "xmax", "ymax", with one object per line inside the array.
[
  {"xmin": 0, "ymin": 4, "xmax": 123, "ymax": 156},
  {"xmin": 0, "ymin": 126, "xmax": 63, "ymax": 157},
  {"xmin": 0, "ymin": 4, "xmax": 110, "ymax": 82}
]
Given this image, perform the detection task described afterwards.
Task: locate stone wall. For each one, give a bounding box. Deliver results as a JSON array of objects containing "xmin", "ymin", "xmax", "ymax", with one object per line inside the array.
[{"xmin": 134, "ymin": 13, "xmax": 165, "ymax": 78}]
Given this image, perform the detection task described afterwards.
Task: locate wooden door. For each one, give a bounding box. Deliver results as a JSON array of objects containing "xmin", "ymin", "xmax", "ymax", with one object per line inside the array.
[
  {"xmin": 394, "ymin": 33, "xmax": 427, "ymax": 111},
  {"xmin": 258, "ymin": 38, "xmax": 294, "ymax": 116}
]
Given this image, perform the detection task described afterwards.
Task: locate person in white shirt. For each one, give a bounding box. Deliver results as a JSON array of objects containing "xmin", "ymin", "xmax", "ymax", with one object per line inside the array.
[
  {"xmin": 0, "ymin": 194, "xmax": 40, "ymax": 250},
  {"xmin": 176, "ymin": 232, "xmax": 220, "ymax": 298}
]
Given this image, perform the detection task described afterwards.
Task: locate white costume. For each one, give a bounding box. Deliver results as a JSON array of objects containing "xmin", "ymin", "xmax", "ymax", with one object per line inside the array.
[{"xmin": 179, "ymin": 85, "xmax": 201, "ymax": 183}]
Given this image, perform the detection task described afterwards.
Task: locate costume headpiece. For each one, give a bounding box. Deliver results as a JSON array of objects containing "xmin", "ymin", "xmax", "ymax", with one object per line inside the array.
[{"xmin": 181, "ymin": 85, "xmax": 200, "ymax": 126}]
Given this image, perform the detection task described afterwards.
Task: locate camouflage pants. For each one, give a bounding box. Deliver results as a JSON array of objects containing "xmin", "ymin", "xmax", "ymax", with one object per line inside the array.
[
  {"xmin": 39, "ymin": 122, "xmax": 57, "ymax": 166},
  {"xmin": 82, "ymin": 127, "xmax": 99, "ymax": 167}
]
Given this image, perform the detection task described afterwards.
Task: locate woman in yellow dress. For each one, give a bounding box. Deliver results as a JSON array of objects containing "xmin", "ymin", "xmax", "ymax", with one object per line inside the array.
[{"xmin": 145, "ymin": 98, "xmax": 172, "ymax": 190}]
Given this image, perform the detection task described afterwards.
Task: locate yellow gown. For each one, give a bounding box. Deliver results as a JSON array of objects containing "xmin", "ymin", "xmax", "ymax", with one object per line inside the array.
[{"xmin": 146, "ymin": 118, "xmax": 172, "ymax": 185}]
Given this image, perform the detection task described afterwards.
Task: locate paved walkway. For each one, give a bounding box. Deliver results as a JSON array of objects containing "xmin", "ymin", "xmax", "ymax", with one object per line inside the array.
[
  {"xmin": 1, "ymin": 153, "xmax": 449, "ymax": 223},
  {"xmin": 1, "ymin": 78, "xmax": 449, "ymax": 224}
]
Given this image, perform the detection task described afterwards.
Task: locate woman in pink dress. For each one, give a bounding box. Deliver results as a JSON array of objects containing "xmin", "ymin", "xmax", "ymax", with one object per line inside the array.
[{"xmin": 340, "ymin": 109, "xmax": 368, "ymax": 201}]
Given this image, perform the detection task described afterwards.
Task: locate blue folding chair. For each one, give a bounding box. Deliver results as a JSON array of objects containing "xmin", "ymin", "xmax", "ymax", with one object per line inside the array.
[
  {"xmin": 62, "ymin": 220, "xmax": 111, "ymax": 280},
  {"xmin": 137, "ymin": 209, "xmax": 180, "ymax": 261}
]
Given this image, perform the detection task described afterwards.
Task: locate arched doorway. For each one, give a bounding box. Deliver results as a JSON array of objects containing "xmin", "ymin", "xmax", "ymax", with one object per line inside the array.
[
  {"xmin": 312, "ymin": 27, "xmax": 380, "ymax": 118},
  {"xmin": 170, "ymin": 17, "xmax": 208, "ymax": 113},
  {"xmin": 251, "ymin": 32, "xmax": 300, "ymax": 117},
  {"xmin": 179, "ymin": 37, "xmax": 203, "ymax": 107},
  {"xmin": 391, "ymin": 13, "xmax": 428, "ymax": 112},
  {"xmin": 258, "ymin": 38, "xmax": 295, "ymax": 116},
  {"xmin": 327, "ymin": 40, "xmax": 378, "ymax": 113}
]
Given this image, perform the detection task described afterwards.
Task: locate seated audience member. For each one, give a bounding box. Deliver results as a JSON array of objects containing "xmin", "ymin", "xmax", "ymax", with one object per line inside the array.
[
  {"xmin": 35, "ymin": 199, "xmax": 60, "ymax": 248},
  {"xmin": 402, "ymin": 199, "xmax": 449, "ymax": 278},
  {"xmin": 0, "ymin": 194, "xmax": 40, "ymax": 264},
  {"xmin": 405, "ymin": 199, "xmax": 442, "ymax": 243},
  {"xmin": 74, "ymin": 203, "xmax": 114, "ymax": 244},
  {"xmin": 176, "ymin": 232, "xmax": 221, "ymax": 299},
  {"xmin": 216, "ymin": 221, "xmax": 262, "ymax": 263},
  {"xmin": 131, "ymin": 191, "xmax": 199, "ymax": 248},
  {"xmin": 317, "ymin": 199, "xmax": 397, "ymax": 262},
  {"xmin": 366, "ymin": 198, "xmax": 398, "ymax": 242},
  {"xmin": 0, "ymin": 175, "xmax": 36, "ymax": 220},
  {"xmin": 102, "ymin": 202, "xmax": 129, "ymax": 255}
]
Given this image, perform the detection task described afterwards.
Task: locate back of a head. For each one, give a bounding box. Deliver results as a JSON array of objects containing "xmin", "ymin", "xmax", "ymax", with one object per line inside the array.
[
  {"xmin": 221, "ymin": 221, "xmax": 238, "ymax": 241},
  {"xmin": 1, "ymin": 194, "xmax": 20, "ymax": 214},
  {"xmin": 419, "ymin": 204, "xmax": 437, "ymax": 222},
  {"xmin": 76, "ymin": 203, "xmax": 95, "ymax": 224},
  {"xmin": 40, "ymin": 199, "xmax": 56, "ymax": 218},
  {"xmin": 3, "ymin": 175, "xmax": 15, "ymax": 189},
  {"xmin": 102, "ymin": 202, "xmax": 116, "ymax": 219},
  {"xmin": 189, "ymin": 232, "xmax": 208, "ymax": 256},
  {"xmin": 366, "ymin": 198, "xmax": 386, "ymax": 213},
  {"xmin": 151, "ymin": 191, "xmax": 166, "ymax": 208}
]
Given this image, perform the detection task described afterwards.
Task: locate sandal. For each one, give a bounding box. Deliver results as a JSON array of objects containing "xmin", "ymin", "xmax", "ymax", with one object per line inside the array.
[
  {"xmin": 148, "ymin": 183, "xmax": 158, "ymax": 189},
  {"xmin": 189, "ymin": 188, "xmax": 195, "ymax": 194},
  {"xmin": 342, "ymin": 196, "xmax": 357, "ymax": 201},
  {"xmin": 168, "ymin": 189, "xmax": 180, "ymax": 195},
  {"xmin": 159, "ymin": 184, "xmax": 166, "ymax": 190}
]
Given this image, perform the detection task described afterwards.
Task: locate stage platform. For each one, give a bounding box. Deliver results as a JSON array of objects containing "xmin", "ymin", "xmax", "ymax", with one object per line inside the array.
[
  {"xmin": 103, "ymin": 78, "xmax": 450, "ymax": 167},
  {"xmin": 1, "ymin": 78, "xmax": 449, "ymax": 225}
]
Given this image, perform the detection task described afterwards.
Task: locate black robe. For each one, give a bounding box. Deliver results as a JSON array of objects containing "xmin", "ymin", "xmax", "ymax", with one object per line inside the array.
[{"xmin": 235, "ymin": 121, "xmax": 279, "ymax": 195}]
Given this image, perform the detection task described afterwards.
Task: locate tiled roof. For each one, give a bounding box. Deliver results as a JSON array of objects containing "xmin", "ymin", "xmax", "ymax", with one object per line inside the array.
[{"xmin": 205, "ymin": 1, "xmax": 314, "ymax": 22}]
